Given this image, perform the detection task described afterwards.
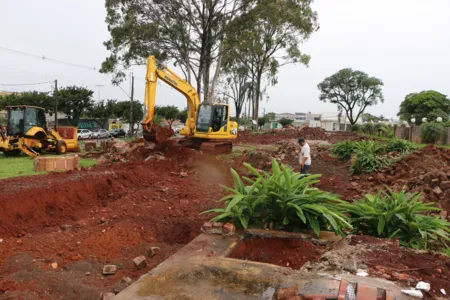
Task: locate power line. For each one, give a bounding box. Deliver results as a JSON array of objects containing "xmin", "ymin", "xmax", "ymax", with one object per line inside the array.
[
  {"xmin": 0, "ymin": 81, "xmax": 53, "ymax": 86},
  {"xmin": 0, "ymin": 46, "xmax": 98, "ymax": 71}
]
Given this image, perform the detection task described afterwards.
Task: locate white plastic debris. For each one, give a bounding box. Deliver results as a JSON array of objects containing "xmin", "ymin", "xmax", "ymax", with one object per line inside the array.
[
  {"xmin": 356, "ymin": 270, "xmax": 369, "ymax": 277},
  {"xmin": 441, "ymin": 289, "xmax": 446, "ymax": 295},
  {"xmin": 415, "ymin": 281, "xmax": 430, "ymax": 292},
  {"xmin": 401, "ymin": 289, "xmax": 423, "ymax": 299}
]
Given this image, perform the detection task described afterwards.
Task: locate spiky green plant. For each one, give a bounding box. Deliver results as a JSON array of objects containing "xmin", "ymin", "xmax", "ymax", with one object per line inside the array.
[
  {"xmin": 386, "ymin": 139, "xmax": 416, "ymax": 153},
  {"xmin": 202, "ymin": 159, "xmax": 352, "ymax": 236},
  {"xmin": 331, "ymin": 141, "xmax": 357, "ymax": 161},
  {"xmin": 343, "ymin": 189, "xmax": 450, "ymax": 249}
]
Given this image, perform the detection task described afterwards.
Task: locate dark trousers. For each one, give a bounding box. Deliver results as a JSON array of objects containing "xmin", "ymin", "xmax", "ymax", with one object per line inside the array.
[{"xmin": 300, "ymin": 164, "xmax": 310, "ymax": 174}]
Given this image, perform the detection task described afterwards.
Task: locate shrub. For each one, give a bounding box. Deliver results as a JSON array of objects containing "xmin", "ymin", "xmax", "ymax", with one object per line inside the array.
[
  {"xmin": 421, "ymin": 122, "xmax": 444, "ymax": 144},
  {"xmin": 202, "ymin": 159, "xmax": 351, "ymax": 236},
  {"xmin": 350, "ymin": 124, "xmax": 360, "ymax": 132},
  {"xmin": 350, "ymin": 150, "xmax": 387, "ymax": 174},
  {"xmin": 361, "ymin": 123, "xmax": 375, "ymax": 135},
  {"xmin": 354, "ymin": 140, "xmax": 384, "ymax": 154},
  {"xmin": 279, "ymin": 117, "xmax": 294, "ymax": 128},
  {"xmin": 386, "ymin": 139, "xmax": 416, "ymax": 153},
  {"xmin": 330, "ymin": 141, "xmax": 356, "ymax": 161},
  {"xmin": 343, "ymin": 190, "xmax": 450, "ymax": 249}
]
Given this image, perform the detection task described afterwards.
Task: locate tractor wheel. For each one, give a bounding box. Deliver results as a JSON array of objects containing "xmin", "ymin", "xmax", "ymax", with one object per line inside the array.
[
  {"xmin": 56, "ymin": 141, "xmax": 67, "ymax": 155},
  {"xmin": 4, "ymin": 149, "xmax": 21, "ymax": 157}
]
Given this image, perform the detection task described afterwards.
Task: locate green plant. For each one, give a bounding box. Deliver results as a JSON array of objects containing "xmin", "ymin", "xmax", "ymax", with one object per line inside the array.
[
  {"xmin": 350, "ymin": 124, "xmax": 360, "ymax": 132},
  {"xmin": 202, "ymin": 159, "xmax": 351, "ymax": 236},
  {"xmin": 386, "ymin": 139, "xmax": 416, "ymax": 153},
  {"xmin": 421, "ymin": 122, "xmax": 444, "ymax": 144},
  {"xmin": 354, "ymin": 140, "xmax": 384, "ymax": 154},
  {"xmin": 344, "ymin": 190, "xmax": 450, "ymax": 249},
  {"xmin": 331, "ymin": 141, "xmax": 357, "ymax": 161},
  {"xmin": 350, "ymin": 151, "xmax": 387, "ymax": 175},
  {"xmin": 361, "ymin": 123, "xmax": 376, "ymax": 135}
]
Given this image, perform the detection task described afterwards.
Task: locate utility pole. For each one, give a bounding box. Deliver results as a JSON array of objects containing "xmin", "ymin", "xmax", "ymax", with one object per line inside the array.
[
  {"xmin": 130, "ymin": 73, "xmax": 134, "ymax": 136},
  {"xmin": 54, "ymin": 79, "xmax": 58, "ymax": 130}
]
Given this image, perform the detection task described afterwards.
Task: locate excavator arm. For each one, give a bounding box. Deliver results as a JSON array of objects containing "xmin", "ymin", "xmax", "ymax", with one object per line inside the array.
[{"xmin": 142, "ymin": 56, "xmax": 200, "ymax": 142}]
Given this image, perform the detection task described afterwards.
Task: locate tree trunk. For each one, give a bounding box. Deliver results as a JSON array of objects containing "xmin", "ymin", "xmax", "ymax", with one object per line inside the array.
[
  {"xmin": 253, "ymin": 72, "xmax": 263, "ymax": 121},
  {"xmin": 209, "ymin": 41, "xmax": 224, "ymax": 102}
]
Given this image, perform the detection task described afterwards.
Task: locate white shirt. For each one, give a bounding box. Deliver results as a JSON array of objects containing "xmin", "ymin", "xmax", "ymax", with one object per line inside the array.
[{"xmin": 299, "ymin": 143, "xmax": 311, "ymax": 165}]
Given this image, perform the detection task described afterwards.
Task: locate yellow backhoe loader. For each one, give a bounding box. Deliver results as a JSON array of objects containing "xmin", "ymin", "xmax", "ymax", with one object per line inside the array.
[
  {"xmin": 0, "ymin": 105, "xmax": 78, "ymax": 157},
  {"xmin": 142, "ymin": 56, "xmax": 238, "ymax": 153}
]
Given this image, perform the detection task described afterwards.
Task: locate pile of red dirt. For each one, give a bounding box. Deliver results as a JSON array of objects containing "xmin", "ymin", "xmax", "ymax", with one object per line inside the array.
[
  {"xmin": 229, "ymin": 237, "xmax": 325, "ymax": 269},
  {"xmin": 0, "ymin": 141, "xmax": 231, "ymax": 299},
  {"xmin": 352, "ymin": 235, "xmax": 450, "ymax": 298},
  {"xmin": 236, "ymin": 127, "xmax": 329, "ymax": 145}
]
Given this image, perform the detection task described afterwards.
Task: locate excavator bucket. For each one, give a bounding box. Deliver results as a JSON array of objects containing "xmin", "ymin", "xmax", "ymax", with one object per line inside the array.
[{"xmin": 143, "ymin": 126, "xmax": 175, "ymax": 143}]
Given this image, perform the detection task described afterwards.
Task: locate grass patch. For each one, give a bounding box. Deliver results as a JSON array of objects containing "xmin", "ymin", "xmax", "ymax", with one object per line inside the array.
[{"xmin": 0, "ymin": 153, "xmax": 97, "ymax": 179}]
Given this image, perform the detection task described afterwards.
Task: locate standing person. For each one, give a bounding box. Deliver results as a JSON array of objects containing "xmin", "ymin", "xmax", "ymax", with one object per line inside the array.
[{"xmin": 298, "ymin": 137, "xmax": 311, "ymax": 174}]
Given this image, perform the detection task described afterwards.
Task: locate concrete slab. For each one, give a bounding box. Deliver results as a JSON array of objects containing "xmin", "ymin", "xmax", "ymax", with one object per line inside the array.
[{"xmin": 115, "ymin": 232, "xmax": 414, "ymax": 300}]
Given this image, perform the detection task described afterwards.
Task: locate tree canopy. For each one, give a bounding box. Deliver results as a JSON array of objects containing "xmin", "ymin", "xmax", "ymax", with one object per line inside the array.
[
  {"xmin": 397, "ymin": 91, "xmax": 450, "ymax": 125},
  {"xmin": 114, "ymin": 101, "xmax": 144, "ymax": 125},
  {"xmin": 101, "ymin": 0, "xmax": 250, "ymax": 102},
  {"xmin": 87, "ymin": 99, "xmax": 117, "ymax": 127},
  {"xmin": 56, "ymin": 86, "xmax": 94, "ymax": 126},
  {"xmin": 155, "ymin": 105, "xmax": 179, "ymax": 127},
  {"xmin": 224, "ymin": 0, "xmax": 318, "ymax": 120},
  {"xmin": 0, "ymin": 91, "xmax": 55, "ymax": 112},
  {"xmin": 318, "ymin": 68, "xmax": 384, "ymax": 125},
  {"xmin": 279, "ymin": 117, "xmax": 294, "ymax": 128}
]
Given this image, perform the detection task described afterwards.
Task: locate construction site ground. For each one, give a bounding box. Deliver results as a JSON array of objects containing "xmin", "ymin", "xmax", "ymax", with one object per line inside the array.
[{"xmin": 0, "ymin": 128, "xmax": 449, "ymax": 299}]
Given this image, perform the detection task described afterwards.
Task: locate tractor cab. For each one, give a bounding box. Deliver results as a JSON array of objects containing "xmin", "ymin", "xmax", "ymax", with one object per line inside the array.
[{"xmin": 6, "ymin": 106, "xmax": 47, "ymax": 137}]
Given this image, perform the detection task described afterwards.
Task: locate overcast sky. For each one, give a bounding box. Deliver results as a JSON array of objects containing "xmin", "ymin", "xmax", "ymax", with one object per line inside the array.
[{"xmin": 1, "ymin": 0, "xmax": 449, "ymax": 120}]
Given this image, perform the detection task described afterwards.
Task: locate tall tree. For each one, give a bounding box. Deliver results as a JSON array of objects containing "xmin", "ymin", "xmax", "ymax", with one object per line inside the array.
[
  {"xmin": 225, "ymin": 0, "xmax": 318, "ymax": 120},
  {"xmin": 219, "ymin": 65, "xmax": 251, "ymax": 121},
  {"xmin": 101, "ymin": 0, "xmax": 249, "ymax": 102},
  {"xmin": 114, "ymin": 101, "xmax": 144, "ymax": 125},
  {"xmin": 318, "ymin": 68, "xmax": 384, "ymax": 125},
  {"xmin": 87, "ymin": 99, "xmax": 117, "ymax": 128},
  {"xmin": 56, "ymin": 86, "xmax": 94, "ymax": 126},
  {"xmin": 154, "ymin": 105, "xmax": 180, "ymax": 127},
  {"xmin": 397, "ymin": 91, "xmax": 450, "ymax": 125}
]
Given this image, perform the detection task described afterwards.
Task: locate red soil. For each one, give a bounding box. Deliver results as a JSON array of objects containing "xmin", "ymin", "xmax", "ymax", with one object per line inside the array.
[
  {"xmin": 0, "ymin": 141, "xmax": 231, "ymax": 299},
  {"xmin": 353, "ymin": 236, "xmax": 450, "ymax": 298},
  {"xmin": 229, "ymin": 237, "xmax": 325, "ymax": 269}
]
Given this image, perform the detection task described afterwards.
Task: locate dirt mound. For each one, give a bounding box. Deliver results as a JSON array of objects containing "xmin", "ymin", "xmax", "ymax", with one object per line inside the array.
[
  {"xmin": 236, "ymin": 127, "xmax": 328, "ymax": 145},
  {"xmin": 296, "ymin": 127, "xmax": 328, "ymax": 140}
]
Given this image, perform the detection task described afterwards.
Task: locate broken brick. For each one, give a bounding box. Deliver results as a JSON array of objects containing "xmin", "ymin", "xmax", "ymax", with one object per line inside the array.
[
  {"xmin": 102, "ymin": 265, "xmax": 117, "ymax": 275},
  {"xmin": 440, "ymin": 181, "xmax": 450, "ymax": 190},
  {"xmin": 274, "ymin": 284, "xmax": 299, "ymax": 300},
  {"xmin": 212, "ymin": 222, "xmax": 223, "ymax": 234},
  {"xmin": 201, "ymin": 222, "xmax": 213, "ymax": 234},
  {"xmin": 222, "ymin": 223, "xmax": 235, "ymax": 235},
  {"xmin": 132, "ymin": 255, "xmax": 147, "ymax": 270},
  {"xmin": 433, "ymin": 186, "xmax": 443, "ymax": 196}
]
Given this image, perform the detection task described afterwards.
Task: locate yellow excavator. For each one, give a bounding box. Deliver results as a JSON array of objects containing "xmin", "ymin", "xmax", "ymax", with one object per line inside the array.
[
  {"xmin": 142, "ymin": 56, "xmax": 238, "ymax": 152},
  {"xmin": 0, "ymin": 105, "xmax": 78, "ymax": 157}
]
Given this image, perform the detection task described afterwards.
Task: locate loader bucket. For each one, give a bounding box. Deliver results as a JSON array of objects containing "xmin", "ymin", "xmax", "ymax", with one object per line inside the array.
[{"xmin": 56, "ymin": 126, "xmax": 80, "ymax": 152}]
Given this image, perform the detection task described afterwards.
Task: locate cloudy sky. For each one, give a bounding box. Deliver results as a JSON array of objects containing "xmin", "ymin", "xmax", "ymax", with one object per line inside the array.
[{"xmin": 1, "ymin": 0, "xmax": 449, "ymax": 120}]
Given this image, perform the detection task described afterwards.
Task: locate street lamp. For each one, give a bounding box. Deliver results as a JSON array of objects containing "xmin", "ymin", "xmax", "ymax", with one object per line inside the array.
[
  {"xmin": 422, "ymin": 117, "xmax": 427, "ymax": 123},
  {"xmin": 411, "ymin": 118, "xmax": 416, "ymax": 124},
  {"xmin": 437, "ymin": 117, "xmax": 443, "ymax": 123}
]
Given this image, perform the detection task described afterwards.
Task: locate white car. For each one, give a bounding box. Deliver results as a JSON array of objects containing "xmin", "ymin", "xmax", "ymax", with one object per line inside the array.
[
  {"xmin": 77, "ymin": 129, "xmax": 92, "ymax": 140},
  {"xmin": 92, "ymin": 129, "xmax": 110, "ymax": 139}
]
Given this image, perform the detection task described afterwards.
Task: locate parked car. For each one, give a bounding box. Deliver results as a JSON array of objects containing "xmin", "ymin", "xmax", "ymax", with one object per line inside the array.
[
  {"xmin": 110, "ymin": 129, "xmax": 126, "ymax": 138},
  {"xmin": 92, "ymin": 129, "xmax": 110, "ymax": 139},
  {"xmin": 77, "ymin": 129, "xmax": 92, "ymax": 140}
]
